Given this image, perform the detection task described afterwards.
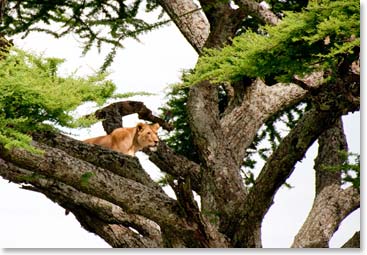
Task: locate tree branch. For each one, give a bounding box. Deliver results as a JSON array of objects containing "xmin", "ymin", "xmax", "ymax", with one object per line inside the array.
[
  {"xmin": 291, "ymin": 185, "xmax": 359, "ymax": 248},
  {"xmin": 32, "ymin": 131, "xmax": 164, "ymax": 193},
  {"xmin": 231, "ymin": 108, "xmax": 335, "ymax": 247},
  {"xmin": 199, "ymin": 0, "xmax": 245, "ymax": 48},
  {"xmin": 157, "ymin": 0, "xmax": 209, "ymax": 53},
  {"xmin": 0, "ymin": 158, "xmax": 162, "ymax": 247},
  {"xmin": 187, "ymin": 81, "xmax": 247, "ymax": 232},
  {"xmin": 235, "ymin": 0, "xmax": 280, "ymax": 25},
  {"xmin": 0, "ymin": 142, "xmax": 181, "ymax": 228},
  {"xmin": 342, "ymin": 231, "xmax": 360, "ymax": 248},
  {"xmin": 187, "ymin": 81, "xmax": 222, "ymax": 163},
  {"xmin": 0, "ymin": 139, "xmax": 229, "ymax": 247},
  {"xmin": 314, "ymin": 119, "xmax": 346, "ymax": 194},
  {"xmin": 291, "ymin": 119, "xmax": 359, "ymax": 248},
  {"xmin": 231, "ymin": 80, "xmax": 359, "ymax": 246},
  {"xmin": 221, "ymin": 79, "xmax": 312, "ymax": 167},
  {"xmin": 143, "ymin": 141, "xmax": 202, "ymax": 194},
  {"xmin": 87, "ymin": 100, "xmax": 173, "ymax": 134}
]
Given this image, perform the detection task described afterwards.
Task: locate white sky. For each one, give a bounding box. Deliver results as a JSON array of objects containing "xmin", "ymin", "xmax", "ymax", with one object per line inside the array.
[{"xmin": 0, "ymin": 4, "xmax": 363, "ymax": 252}]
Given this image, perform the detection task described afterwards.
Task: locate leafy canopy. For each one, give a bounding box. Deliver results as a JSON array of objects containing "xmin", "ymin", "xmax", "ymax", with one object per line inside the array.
[
  {"xmin": 0, "ymin": 47, "xmax": 117, "ymax": 152},
  {"xmin": 188, "ymin": 0, "xmax": 359, "ymax": 85}
]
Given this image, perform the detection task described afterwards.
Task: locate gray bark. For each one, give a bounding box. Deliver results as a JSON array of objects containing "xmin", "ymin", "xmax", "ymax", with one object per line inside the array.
[
  {"xmin": 158, "ymin": 0, "xmax": 209, "ymax": 53},
  {"xmin": 292, "ymin": 120, "xmax": 360, "ymax": 248}
]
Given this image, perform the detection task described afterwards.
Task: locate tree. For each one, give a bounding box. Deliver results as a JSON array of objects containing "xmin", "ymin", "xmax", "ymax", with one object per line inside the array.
[{"xmin": 0, "ymin": 0, "xmax": 360, "ymax": 248}]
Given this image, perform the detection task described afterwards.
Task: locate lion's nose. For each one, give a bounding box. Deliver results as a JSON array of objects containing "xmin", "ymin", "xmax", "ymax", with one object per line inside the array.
[{"xmin": 154, "ymin": 140, "xmax": 159, "ymax": 146}]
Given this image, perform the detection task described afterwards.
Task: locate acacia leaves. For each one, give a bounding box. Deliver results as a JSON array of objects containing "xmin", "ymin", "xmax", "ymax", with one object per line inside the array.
[
  {"xmin": 0, "ymin": 48, "xmax": 116, "ymax": 151},
  {"xmin": 188, "ymin": 0, "xmax": 359, "ymax": 85}
]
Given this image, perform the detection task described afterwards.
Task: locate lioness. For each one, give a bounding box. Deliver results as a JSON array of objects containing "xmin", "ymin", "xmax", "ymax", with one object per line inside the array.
[{"xmin": 84, "ymin": 122, "xmax": 160, "ymax": 156}]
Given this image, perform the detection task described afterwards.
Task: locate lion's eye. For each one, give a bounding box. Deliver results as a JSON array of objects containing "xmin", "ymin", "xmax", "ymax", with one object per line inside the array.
[{"xmin": 147, "ymin": 132, "xmax": 151, "ymax": 135}]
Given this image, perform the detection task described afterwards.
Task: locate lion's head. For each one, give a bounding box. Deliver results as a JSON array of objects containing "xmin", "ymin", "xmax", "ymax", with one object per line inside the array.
[{"xmin": 135, "ymin": 123, "xmax": 160, "ymax": 151}]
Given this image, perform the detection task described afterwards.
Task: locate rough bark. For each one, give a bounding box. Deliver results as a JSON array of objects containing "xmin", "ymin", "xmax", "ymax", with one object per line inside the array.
[
  {"xmin": 200, "ymin": 0, "xmax": 245, "ymax": 48},
  {"xmin": 0, "ymin": 158, "xmax": 162, "ymax": 247},
  {"xmin": 230, "ymin": 76, "xmax": 360, "ymax": 247},
  {"xmin": 292, "ymin": 185, "xmax": 359, "ymax": 248},
  {"xmin": 0, "ymin": 139, "xmax": 229, "ymax": 247},
  {"xmin": 143, "ymin": 141, "xmax": 202, "ymax": 194},
  {"xmin": 86, "ymin": 100, "xmax": 173, "ymax": 134},
  {"xmin": 291, "ymin": 120, "xmax": 360, "ymax": 248},
  {"xmin": 342, "ymin": 231, "xmax": 360, "ymax": 248},
  {"xmin": 220, "ymin": 79, "xmax": 318, "ymax": 167},
  {"xmin": 236, "ymin": 0, "xmax": 280, "ymax": 25},
  {"xmin": 187, "ymin": 80, "xmax": 247, "ymax": 232},
  {"xmin": 158, "ymin": 0, "xmax": 209, "ymax": 53},
  {"xmin": 32, "ymin": 131, "xmax": 163, "ymax": 192}
]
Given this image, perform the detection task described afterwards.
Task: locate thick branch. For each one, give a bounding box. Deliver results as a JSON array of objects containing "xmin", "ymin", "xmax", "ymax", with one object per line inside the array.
[
  {"xmin": 32, "ymin": 131, "xmax": 163, "ymax": 193},
  {"xmin": 187, "ymin": 81, "xmax": 246, "ymax": 232},
  {"xmin": 88, "ymin": 101, "xmax": 173, "ymax": 134},
  {"xmin": 314, "ymin": 119, "xmax": 346, "ymax": 194},
  {"xmin": 199, "ymin": 1, "xmax": 244, "ymax": 48},
  {"xmin": 72, "ymin": 214, "xmax": 157, "ymax": 248},
  {"xmin": 232, "ymin": 87, "xmax": 359, "ymax": 246},
  {"xmin": 0, "ymin": 140, "xmax": 229, "ymax": 247},
  {"xmin": 231, "ymin": 108, "xmax": 336, "ymax": 246},
  {"xmin": 187, "ymin": 81, "xmax": 222, "ymax": 162},
  {"xmin": 158, "ymin": 0, "xmax": 209, "ymax": 53},
  {"xmin": 143, "ymin": 141, "xmax": 202, "ymax": 194},
  {"xmin": 221, "ymin": 80, "xmax": 311, "ymax": 167},
  {"xmin": 0, "ymin": 158, "xmax": 162, "ymax": 247},
  {"xmin": 292, "ymin": 186, "xmax": 360, "ymax": 248},
  {"xmin": 236, "ymin": 0, "xmax": 280, "ymax": 25},
  {"xmin": 36, "ymin": 187, "xmax": 162, "ymax": 248},
  {"xmin": 0, "ymin": 142, "xmax": 181, "ymax": 228},
  {"xmin": 291, "ymin": 119, "xmax": 359, "ymax": 248}
]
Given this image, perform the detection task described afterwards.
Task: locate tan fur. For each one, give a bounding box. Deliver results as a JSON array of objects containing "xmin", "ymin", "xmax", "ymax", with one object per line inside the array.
[{"xmin": 84, "ymin": 123, "xmax": 160, "ymax": 156}]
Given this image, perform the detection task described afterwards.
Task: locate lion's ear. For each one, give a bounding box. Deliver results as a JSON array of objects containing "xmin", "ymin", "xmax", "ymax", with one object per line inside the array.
[
  {"xmin": 136, "ymin": 123, "xmax": 145, "ymax": 132},
  {"xmin": 151, "ymin": 123, "xmax": 160, "ymax": 131}
]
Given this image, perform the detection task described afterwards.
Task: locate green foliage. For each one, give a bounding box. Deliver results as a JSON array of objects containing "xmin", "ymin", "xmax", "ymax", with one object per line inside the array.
[
  {"xmin": 0, "ymin": 48, "xmax": 117, "ymax": 151},
  {"xmin": 160, "ymin": 84, "xmax": 200, "ymax": 163},
  {"xmin": 188, "ymin": 0, "xmax": 359, "ymax": 86},
  {"xmin": 1, "ymin": 0, "xmax": 167, "ymax": 71},
  {"xmin": 322, "ymin": 151, "xmax": 360, "ymax": 191}
]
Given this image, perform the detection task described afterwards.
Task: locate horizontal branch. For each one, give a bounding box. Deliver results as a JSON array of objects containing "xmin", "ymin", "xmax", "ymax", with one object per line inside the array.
[
  {"xmin": 71, "ymin": 213, "xmax": 157, "ymax": 248},
  {"xmin": 30, "ymin": 185, "xmax": 162, "ymax": 248},
  {"xmin": 0, "ymin": 141, "xmax": 181, "ymax": 229},
  {"xmin": 32, "ymin": 131, "xmax": 163, "ymax": 193},
  {"xmin": 1, "ymin": 137, "xmax": 228, "ymax": 247},
  {"xmin": 0, "ymin": 158, "xmax": 158, "ymax": 247},
  {"xmin": 87, "ymin": 100, "xmax": 173, "ymax": 134}
]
